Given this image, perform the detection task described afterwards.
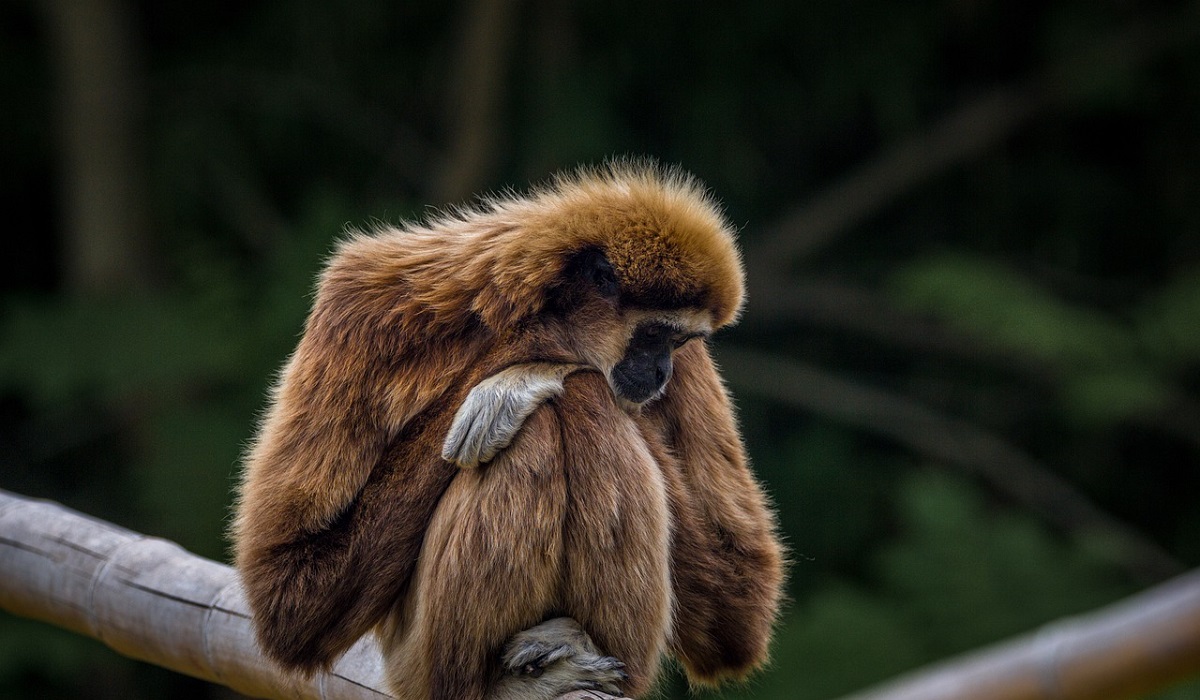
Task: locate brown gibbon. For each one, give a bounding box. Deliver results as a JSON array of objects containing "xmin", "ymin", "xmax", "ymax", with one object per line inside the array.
[{"xmin": 232, "ymin": 161, "xmax": 785, "ymax": 700}]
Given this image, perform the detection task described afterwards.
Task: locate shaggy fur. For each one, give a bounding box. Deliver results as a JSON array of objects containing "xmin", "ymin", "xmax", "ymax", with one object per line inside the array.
[{"xmin": 232, "ymin": 162, "xmax": 784, "ymax": 699}]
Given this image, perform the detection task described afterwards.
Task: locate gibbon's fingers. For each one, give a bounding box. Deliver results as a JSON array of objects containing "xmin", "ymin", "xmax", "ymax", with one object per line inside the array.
[{"xmin": 442, "ymin": 363, "xmax": 583, "ymax": 468}]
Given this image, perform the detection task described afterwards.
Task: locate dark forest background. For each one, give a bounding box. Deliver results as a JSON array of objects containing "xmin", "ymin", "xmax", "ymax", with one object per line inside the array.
[{"xmin": 2, "ymin": 0, "xmax": 1199, "ymax": 698}]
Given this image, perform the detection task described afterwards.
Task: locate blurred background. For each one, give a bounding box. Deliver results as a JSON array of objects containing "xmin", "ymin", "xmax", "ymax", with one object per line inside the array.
[{"xmin": 2, "ymin": 0, "xmax": 1199, "ymax": 698}]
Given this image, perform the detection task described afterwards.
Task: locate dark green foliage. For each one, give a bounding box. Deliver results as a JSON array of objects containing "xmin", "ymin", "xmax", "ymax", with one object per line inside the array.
[{"xmin": 889, "ymin": 253, "xmax": 1194, "ymax": 427}]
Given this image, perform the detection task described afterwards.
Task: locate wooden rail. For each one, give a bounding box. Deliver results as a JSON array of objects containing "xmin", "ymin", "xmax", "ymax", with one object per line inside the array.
[
  {"xmin": 3, "ymin": 487, "xmax": 1199, "ymax": 699},
  {"xmin": 0, "ymin": 488, "xmax": 619, "ymax": 700}
]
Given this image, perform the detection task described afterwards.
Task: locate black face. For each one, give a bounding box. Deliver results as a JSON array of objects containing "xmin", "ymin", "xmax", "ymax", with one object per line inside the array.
[{"xmin": 611, "ymin": 322, "xmax": 700, "ymax": 403}]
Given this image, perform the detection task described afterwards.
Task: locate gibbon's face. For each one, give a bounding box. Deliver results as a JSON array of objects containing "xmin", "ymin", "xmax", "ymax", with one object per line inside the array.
[
  {"xmin": 611, "ymin": 317, "xmax": 707, "ymax": 403},
  {"xmin": 557, "ymin": 248, "xmax": 713, "ymax": 408}
]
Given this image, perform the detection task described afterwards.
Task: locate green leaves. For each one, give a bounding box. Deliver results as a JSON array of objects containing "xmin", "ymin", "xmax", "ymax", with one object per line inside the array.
[
  {"xmin": 0, "ymin": 293, "xmax": 250, "ymax": 410},
  {"xmin": 889, "ymin": 253, "xmax": 1197, "ymax": 427}
]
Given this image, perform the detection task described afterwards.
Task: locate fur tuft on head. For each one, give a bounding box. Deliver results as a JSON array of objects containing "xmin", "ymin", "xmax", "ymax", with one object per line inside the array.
[{"xmin": 337, "ymin": 160, "xmax": 745, "ymax": 335}]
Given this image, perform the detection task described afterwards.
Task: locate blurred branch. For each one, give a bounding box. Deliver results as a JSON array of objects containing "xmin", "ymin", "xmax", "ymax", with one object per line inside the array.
[
  {"xmin": 42, "ymin": 0, "xmax": 154, "ymax": 293},
  {"xmin": 838, "ymin": 569, "xmax": 1200, "ymax": 700},
  {"xmin": 748, "ymin": 87, "xmax": 1040, "ymax": 274},
  {"xmin": 1138, "ymin": 397, "xmax": 1200, "ymax": 455},
  {"xmin": 748, "ymin": 12, "xmax": 1200, "ymax": 275},
  {"xmin": 0, "ymin": 489, "xmax": 626, "ymax": 700},
  {"xmin": 433, "ymin": 0, "xmax": 524, "ymax": 203},
  {"xmin": 742, "ymin": 277, "xmax": 1053, "ymax": 380},
  {"xmin": 718, "ymin": 347, "xmax": 1184, "ymax": 582},
  {"xmin": 744, "ymin": 277, "xmax": 1200, "ymax": 453},
  {"xmin": 168, "ymin": 67, "xmax": 439, "ymax": 192}
]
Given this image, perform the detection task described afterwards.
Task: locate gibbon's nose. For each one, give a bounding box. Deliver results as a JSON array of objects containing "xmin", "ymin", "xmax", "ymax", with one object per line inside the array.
[{"xmin": 654, "ymin": 355, "xmax": 671, "ymax": 390}]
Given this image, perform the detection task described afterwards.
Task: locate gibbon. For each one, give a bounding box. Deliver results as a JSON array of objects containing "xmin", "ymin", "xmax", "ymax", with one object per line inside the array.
[{"xmin": 232, "ymin": 161, "xmax": 784, "ymax": 700}]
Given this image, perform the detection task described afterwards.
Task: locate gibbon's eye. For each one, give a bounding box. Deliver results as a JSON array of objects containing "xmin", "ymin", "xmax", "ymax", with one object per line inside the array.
[
  {"xmin": 639, "ymin": 324, "xmax": 668, "ymax": 344},
  {"xmin": 588, "ymin": 253, "xmax": 619, "ymax": 299},
  {"xmin": 672, "ymin": 332, "xmax": 703, "ymax": 349},
  {"xmin": 559, "ymin": 248, "xmax": 619, "ymax": 308}
]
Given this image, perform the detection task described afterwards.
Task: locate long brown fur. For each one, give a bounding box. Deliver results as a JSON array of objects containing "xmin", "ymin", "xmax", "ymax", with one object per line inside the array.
[{"xmin": 232, "ymin": 161, "xmax": 784, "ymax": 699}]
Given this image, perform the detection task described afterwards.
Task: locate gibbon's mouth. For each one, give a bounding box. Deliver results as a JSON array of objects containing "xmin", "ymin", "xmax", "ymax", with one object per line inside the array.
[{"xmin": 615, "ymin": 393, "xmax": 658, "ymax": 414}]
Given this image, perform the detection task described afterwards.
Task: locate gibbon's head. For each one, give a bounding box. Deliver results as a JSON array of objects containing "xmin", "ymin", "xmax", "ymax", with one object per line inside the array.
[{"xmin": 486, "ymin": 161, "xmax": 745, "ymax": 406}]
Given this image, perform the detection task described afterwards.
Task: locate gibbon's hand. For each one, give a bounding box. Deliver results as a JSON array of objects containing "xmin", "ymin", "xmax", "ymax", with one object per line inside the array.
[{"xmin": 442, "ymin": 363, "xmax": 583, "ymax": 468}]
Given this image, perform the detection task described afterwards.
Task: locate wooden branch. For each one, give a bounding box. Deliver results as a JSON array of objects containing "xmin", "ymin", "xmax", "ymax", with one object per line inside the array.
[
  {"xmin": 432, "ymin": 0, "xmax": 524, "ymax": 203},
  {"xmin": 42, "ymin": 0, "xmax": 154, "ymax": 293},
  {"xmin": 838, "ymin": 569, "xmax": 1200, "ymax": 700},
  {"xmin": 0, "ymin": 489, "xmax": 623, "ymax": 700},
  {"xmin": 747, "ymin": 86, "xmax": 1039, "ymax": 274},
  {"xmin": 717, "ymin": 347, "xmax": 1183, "ymax": 582}
]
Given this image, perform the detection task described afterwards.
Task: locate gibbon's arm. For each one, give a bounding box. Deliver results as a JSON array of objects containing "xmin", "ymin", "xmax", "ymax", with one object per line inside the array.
[
  {"xmin": 235, "ymin": 232, "xmax": 488, "ymax": 550},
  {"xmin": 237, "ymin": 339, "xmax": 391, "ymax": 541},
  {"xmin": 646, "ymin": 341, "xmax": 785, "ymax": 684},
  {"xmin": 234, "ymin": 283, "xmax": 464, "ymax": 672},
  {"xmin": 238, "ymin": 440, "xmax": 456, "ymax": 674}
]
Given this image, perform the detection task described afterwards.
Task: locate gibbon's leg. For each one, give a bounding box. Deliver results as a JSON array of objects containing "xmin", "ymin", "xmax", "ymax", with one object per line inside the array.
[
  {"xmin": 643, "ymin": 342, "xmax": 785, "ymax": 684},
  {"xmin": 380, "ymin": 405, "xmax": 571, "ymax": 700},
  {"xmin": 555, "ymin": 372, "xmax": 674, "ymax": 698}
]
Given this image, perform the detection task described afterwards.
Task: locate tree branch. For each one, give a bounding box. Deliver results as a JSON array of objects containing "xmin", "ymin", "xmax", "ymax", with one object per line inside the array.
[
  {"xmin": 742, "ymin": 277, "xmax": 1053, "ymax": 380},
  {"xmin": 747, "ymin": 87, "xmax": 1040, "ymax": 274},
  {"xmin": 838, "ymin": 569, "xmax": 1200, "ymax": 700},
  {"xmin": 0, "ymin": 489, "xmax": 625, "ymax": 700}
]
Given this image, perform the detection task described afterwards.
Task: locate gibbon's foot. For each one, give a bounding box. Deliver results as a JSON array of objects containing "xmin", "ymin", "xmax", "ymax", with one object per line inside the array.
[{"xmin": 492, "ymin": 618, "xmax": 629, "ymax": 700}]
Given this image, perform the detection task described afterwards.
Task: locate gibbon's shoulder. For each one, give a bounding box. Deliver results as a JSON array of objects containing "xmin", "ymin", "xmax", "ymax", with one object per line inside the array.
[{"xmin": 321, "ymin": 161, "xmax": 745, "ymax": 331}]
